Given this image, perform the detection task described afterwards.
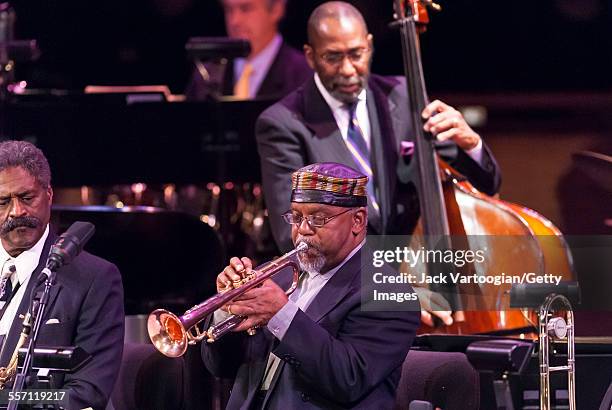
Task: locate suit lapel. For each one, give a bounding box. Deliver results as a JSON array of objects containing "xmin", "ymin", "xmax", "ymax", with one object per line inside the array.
[
  {"xmin": 0, "ymin": 233, "xmax": 55, "ymax": 366},
  {"xmin": 301, "ymin": 79, "xmax": 357, "ymax": 168},
  {"xmin": 262, "ymin": 250, "xmax": 362, "ymax": 405},
  {"xmin": 368, "ymin": 77, "xmax": 403, "ymax": 225},
  {"xmin": 304, "ymin": 249, "xmax": 361, "ymax": 323},
  {"xmin": 299, "ymin": 77, "xmax": 406, "ymax": 233},
  {"xmin": 249, "ymin": 266, "xmax": 294, "ymax": 408},
  {"xmin": 257, "ymin": 43, "xmax": 286, "ymax": 98},
  {"xmin": 366, "ymin": 88, "xmax": 386, "ymax": 233},
  {"xmin": 244, "ymin": 331, "xmax": 276, "ymax": 408}
]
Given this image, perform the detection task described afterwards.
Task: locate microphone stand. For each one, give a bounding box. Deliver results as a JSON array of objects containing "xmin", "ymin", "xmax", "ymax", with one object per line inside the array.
[{"xmin": 7, "ymin": 266, "xmax": 56, "ymax": 410}]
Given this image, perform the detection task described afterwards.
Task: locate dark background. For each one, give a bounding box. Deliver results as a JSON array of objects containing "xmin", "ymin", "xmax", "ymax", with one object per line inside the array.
[
  {"xmin": 4, "ymin": 0, "xmax": 612, "ymax": 236},
  {"xmin": 8, "ymin": 0, "xmax": 612, "ymax": 93}
]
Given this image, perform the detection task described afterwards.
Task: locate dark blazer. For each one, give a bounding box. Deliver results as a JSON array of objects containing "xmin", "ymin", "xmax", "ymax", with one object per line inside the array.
[
  {"xmin": 201, "ymin": 249, "xmax": 420, "ymax": 409},
  {"xmin": 185, "ymin": 41, "xmax": 312, "ymax": 100},
  {"xmin": 255, "ymin": 75, "xmax": 502, "ymax": 252},
  {"xmin": 0, "ymin": 231, "xmax": 125, "ymax": 410}
]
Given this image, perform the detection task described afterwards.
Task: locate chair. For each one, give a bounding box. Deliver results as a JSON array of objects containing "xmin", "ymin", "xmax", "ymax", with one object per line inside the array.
[
  {"xmin": 600, "ymin": 380, "xmax": 612, "ymax": 410},
  {"xmin": 110, "ymin": 343, "xmax": 212, "ymax": 410},
  {"xmin": 395, "ymin": 350, "xmax": 480, "ymax": 410}
]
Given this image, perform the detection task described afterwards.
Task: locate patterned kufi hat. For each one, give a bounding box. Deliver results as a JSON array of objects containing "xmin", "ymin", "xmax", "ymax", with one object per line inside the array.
[{"xmin": 290, "ymin": 162, "xmax": 368, "ymax": 207}]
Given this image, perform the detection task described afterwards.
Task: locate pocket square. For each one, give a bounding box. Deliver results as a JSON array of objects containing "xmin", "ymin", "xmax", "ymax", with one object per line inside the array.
[
  {"xmin": 400, "ymin": 141, "xmax": 415, "ymax": 157},
  {"xmin": 45, "ymin": 318, "xmax": 60, "ymax": 324}
]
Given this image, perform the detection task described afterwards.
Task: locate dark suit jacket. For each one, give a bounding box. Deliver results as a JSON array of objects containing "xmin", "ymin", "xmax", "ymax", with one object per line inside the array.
[
  {"xmin": 0, "ymin": 231, "xmax": 124, "ymax": 410},
  {"xmin": 201, "ymin": 249, "xmax": 420, "ymax": 409},
  {"xmin": 255, "ymin": 75, "xmax": 502, "ymax": 252},
  {"xmin": 185, "ymin": 41, "xmax": 312, "ymax": 101}
]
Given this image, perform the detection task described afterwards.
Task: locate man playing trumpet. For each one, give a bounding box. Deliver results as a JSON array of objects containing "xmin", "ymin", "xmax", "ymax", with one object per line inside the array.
[{"xmin": 202, "ymin": 162, "xmax": 420, "ymax": 409}]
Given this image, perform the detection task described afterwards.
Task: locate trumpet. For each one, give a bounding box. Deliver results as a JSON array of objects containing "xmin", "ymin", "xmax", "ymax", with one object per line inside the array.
[
  {"xmin": 147, "ymin": 242, "xmax": 307, "ymax": 358},
  {"xmin": 538, "ymin": 293, "xmax": 575, "ymax": 410}
]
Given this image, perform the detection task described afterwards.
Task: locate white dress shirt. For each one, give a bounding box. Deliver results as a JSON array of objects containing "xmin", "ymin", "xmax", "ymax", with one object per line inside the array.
[
  {"xmin": 0, "ymin": 225, "xmax": 49, "ymax": 337},
  {"xmin": 234, "ymin": 34, "xmax": 283, "ymax": 99},
  {"xmin": 260, "ymin": 241, "xmax": 365, "ymax": 390},
  {"xmin": 314, "ymin": 73, "xmax": 371, "ymax": 150},
  {"xmin": 313, "ymin": 73, "xmax": 484, "ymax": 163}
]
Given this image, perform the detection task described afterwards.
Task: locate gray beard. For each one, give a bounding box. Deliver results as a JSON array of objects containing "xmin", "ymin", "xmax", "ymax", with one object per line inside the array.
[
  {"xmin": 297, "ymin": 254, "xmax": 326, "ymax": 275},
  {"xmin": 296, "ymin": 237, "xmax": 326, "ymax": 274},
  {"xmin": 330, "ymin": 89, "xmax": 359, "ymax": 104}
]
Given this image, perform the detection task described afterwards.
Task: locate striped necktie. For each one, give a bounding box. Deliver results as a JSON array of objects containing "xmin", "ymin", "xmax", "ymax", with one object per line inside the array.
[
  {"xmin": 0, "ymin": 261, "xmax": 15, "ymax": 303},
  {"xmin": 346, "ymin": 102, "xmax": 380, "ymax": 214}
]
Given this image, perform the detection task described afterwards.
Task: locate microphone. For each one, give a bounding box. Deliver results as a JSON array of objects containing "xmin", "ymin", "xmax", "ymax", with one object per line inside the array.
[{"xmin": 44, "ymin": 222, "xmax": 96, "ymax": 273}]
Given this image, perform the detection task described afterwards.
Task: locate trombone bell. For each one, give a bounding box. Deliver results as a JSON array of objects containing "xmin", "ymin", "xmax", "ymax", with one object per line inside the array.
[{"xmin": 147, "ymin": 309, "xmax": 188, "ymax": 358}]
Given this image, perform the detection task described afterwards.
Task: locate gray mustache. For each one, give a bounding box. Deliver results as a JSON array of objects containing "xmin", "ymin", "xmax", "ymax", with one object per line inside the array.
[
  {"xmin": 296, "ymin": 237, "xmax": 322, "ymax": 253},
  {"xmin": 335, "ymin": 79, "xmax": 361, "ymax": 86},
  {"xmin": 0, "ymin": 216, "xmax": 41, "ymax": 235}
]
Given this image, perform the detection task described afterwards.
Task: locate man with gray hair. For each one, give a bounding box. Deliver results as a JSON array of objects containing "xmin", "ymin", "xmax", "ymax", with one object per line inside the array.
[
  {"xmin": 0, "ymin": 140, "xmax": 124, "ymax": 409},
  {"xmin": 186, "ymin": 0, "xmax": 312, "ymax": 100},
  {"xmin": 202, "ymin": 162, "xmax": 419, "ymax": 409}
]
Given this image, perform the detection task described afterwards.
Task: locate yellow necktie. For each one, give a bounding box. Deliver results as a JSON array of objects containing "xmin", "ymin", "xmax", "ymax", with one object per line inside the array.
[{"xmin": 233, "ymin": 63, "xmax": 254, "ymax": 99}]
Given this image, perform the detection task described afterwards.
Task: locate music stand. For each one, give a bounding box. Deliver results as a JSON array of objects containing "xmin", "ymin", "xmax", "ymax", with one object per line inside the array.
[
  {"xmin": 185, "ymin": 37, "xmax": 251, "ymax": 100},
  {"xmin": 18, "ymin": 346, "xmax": 90, "ymax": 372},
  {"xmin": 17, "ymin": 346, "xmax": 91, "ymax": 388},
  {"xmin": 467, "ymin": 339, "xmax": 534, "ymax": 410},
  {"xmin": 185, "ymin": 37, "xmax": 250, "ymax": 61},
  {"xmin": 509, "ymin": 282, "xmax": 581, "ymax": 309}
]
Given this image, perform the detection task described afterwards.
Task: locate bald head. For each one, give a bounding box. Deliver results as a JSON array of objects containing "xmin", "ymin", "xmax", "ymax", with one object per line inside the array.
[
  {"xmin": 304, "ymin": 1, "xmax": 372, "ymax": 104},
  {"xmin": 307, "ymin": 1, "xmax": 368, "ymax": 47}
]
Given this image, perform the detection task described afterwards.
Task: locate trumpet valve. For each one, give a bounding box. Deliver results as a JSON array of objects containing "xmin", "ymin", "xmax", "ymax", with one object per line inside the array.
[
  {"xmin": 206, "ymin": 327, "xmax": 216, "ymax": 344},
  {"xmin": 232, "ymin": 271, "xmax": 257, "ymax": 288},
  {"xmin": 245, "ymin": 271, "xmax": 257, "ymax": 282}
]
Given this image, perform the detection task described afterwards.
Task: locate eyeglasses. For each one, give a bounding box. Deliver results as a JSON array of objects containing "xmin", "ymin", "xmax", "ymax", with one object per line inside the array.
[
  {"xmin": 319, "ymin": 47, "xmax": 371, "ymax": 67},
  {"xmin": 282, "ymin": 208, "xmax": 353, "ymax": 228}
]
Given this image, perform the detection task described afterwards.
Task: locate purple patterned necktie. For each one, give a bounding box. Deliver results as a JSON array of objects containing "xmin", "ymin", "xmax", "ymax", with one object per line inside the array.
[{"xmin": 346, "ymin": 102, "xmax": 379, "ymax": 214}]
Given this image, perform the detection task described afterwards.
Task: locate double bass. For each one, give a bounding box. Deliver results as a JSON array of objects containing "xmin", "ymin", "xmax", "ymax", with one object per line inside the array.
[{"xmin": 392, "ymin": 0, "xmax": 574, "ymax": 335}]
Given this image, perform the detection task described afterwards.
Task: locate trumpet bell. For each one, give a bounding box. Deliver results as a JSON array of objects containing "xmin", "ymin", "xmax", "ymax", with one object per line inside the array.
[
  {"xmin": 147, "ymin": 309, "xmax": 188, "ymax": 358},
  {"xmin": 146, "ymin": 243, "xmax": 306, "ymax": 355}
]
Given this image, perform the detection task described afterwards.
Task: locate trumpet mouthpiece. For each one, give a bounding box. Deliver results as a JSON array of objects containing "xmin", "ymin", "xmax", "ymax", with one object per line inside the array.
[{"xmin": 296, "ymin": 242, "xmax": 308, "ymax": 252}]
